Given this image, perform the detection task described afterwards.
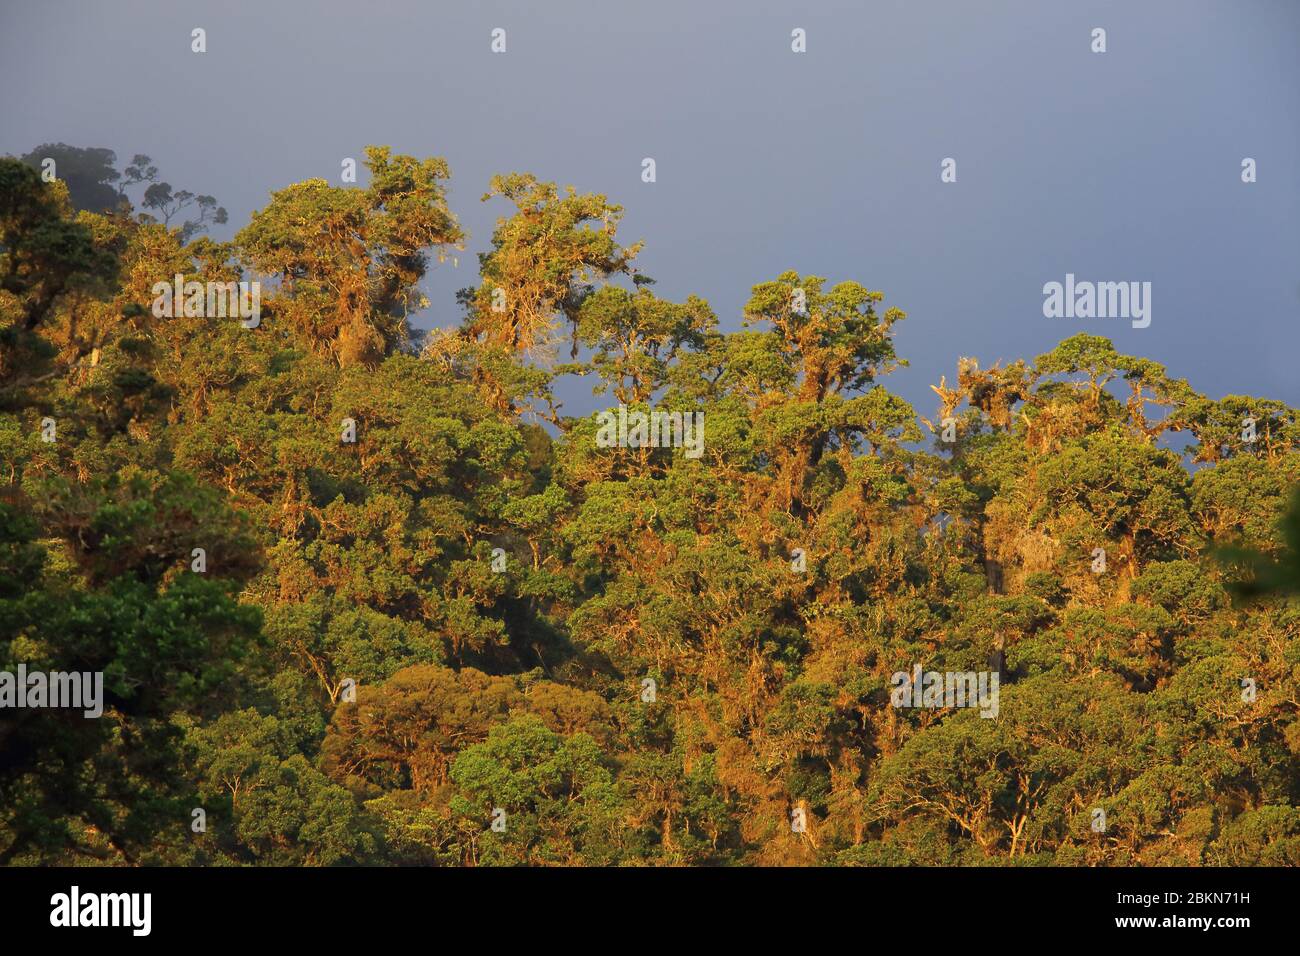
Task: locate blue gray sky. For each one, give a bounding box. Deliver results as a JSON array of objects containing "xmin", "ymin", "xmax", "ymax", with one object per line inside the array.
[{"xmin": 2, "ymin": 0, "xmax": 1297, "ymax": 420}]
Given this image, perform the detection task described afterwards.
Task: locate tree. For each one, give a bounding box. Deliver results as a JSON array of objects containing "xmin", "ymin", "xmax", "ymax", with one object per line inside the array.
[
  {"xmin": 5, "ymin": 143, "xmax": 1300, "ymax": 868},
  {"xmin": 238, "ymin": 146, "xmax": 462, "ymax": 366},
  {"xmin": 19, "ymin": 144, "xmax": 123, "ymax": 214}
]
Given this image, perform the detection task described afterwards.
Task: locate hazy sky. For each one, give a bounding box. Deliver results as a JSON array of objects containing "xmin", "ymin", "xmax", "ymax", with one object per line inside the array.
[{"xmin": 2, "ymin": 0, "xmax": 1297, "ymax": 420}]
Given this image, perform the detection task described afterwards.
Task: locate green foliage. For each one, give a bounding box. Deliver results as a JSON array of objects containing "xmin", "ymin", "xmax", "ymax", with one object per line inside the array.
[{"xmin": 3, "ymin": 145, "xmax": 1299, "ymax": 867}]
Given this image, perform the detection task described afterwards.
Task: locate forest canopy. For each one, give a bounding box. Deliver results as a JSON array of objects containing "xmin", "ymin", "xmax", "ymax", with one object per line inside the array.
[{"xmin": 2, "ymin": 146, "xmax": 1299, "ymax": 866}]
